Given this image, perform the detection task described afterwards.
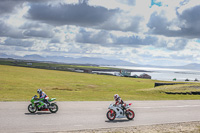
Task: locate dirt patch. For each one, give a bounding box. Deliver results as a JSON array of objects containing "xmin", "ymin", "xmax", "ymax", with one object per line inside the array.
[
  {"xmin": 60, "ymin": 121, "xmax": 200, "ymax": 133},
  {"xmin": 188, "ymin": 86, "xmax": 200, "ymax": 89},
  {"xmin": 87, "ymin": 85, "xmax": 98, "ymax": 88},
  {"xmin": 52, "ymin": 88, "xmax": 74, "ymax": 91}
]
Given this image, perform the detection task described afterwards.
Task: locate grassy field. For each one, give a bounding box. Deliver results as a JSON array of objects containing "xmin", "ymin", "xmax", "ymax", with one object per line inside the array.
[{"xmin": 0, "ymin": 65, "xmax": 200, "ymax": 101}]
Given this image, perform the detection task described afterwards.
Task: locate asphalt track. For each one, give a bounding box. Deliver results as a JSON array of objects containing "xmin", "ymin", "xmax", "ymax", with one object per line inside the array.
[{"xmin": 1, "ymin": 100, "xmax": 200, "ymax": 133}]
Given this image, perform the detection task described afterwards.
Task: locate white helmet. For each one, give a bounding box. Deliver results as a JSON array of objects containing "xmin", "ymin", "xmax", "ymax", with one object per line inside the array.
[
  {"xmin": 37, "ymin": 89, "xmax": 42, "ymax": 94},
  {"xmin": 114, "ymin": 94, "xmax": 119, "ymax": 101}
]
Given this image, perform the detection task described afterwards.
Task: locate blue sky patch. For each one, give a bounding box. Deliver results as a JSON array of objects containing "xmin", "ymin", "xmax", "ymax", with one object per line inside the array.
[
  {"xmin": 150, "ymin": 0, "xmax": 162, "ymax": 7},
  {"xmin": 196, "ymin": 39, "xmax": 200, "ymax": 43}
]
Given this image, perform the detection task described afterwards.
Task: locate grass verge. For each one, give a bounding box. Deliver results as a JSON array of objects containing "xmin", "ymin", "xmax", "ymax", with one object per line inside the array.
[{"xmin": 0, "ymin": 65, "xmax": 200, "ymax": 101}]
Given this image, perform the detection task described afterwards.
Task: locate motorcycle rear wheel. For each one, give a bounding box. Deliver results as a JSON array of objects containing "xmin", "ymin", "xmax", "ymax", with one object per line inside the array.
[
  {"xmin": 28, "ymin": 104, "xmax": 37, "ymax": 113},
  {"xmin": 49, "ymin": 103, "xmax": 58, "ymax": 113},
  {"xmin": 126, "ymin": 109, "xmax": 135, "ymax": 120},
  {"xmin": 107, "ymin": 110, "xmax": 116, "ymax": 121}
]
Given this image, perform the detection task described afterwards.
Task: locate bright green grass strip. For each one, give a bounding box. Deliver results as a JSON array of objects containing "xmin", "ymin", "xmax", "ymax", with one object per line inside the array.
[{"xmin": 0, "ymin": 65, "xmax": 200, "ymax": 101}]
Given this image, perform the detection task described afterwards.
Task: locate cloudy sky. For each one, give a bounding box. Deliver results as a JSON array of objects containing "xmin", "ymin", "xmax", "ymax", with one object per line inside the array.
[{"xmin": 0, "ymin": 0, "xmax": 200, "ymax": 66}]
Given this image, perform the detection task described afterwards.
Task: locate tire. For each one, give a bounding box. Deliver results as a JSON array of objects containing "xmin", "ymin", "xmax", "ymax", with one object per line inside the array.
[
  {"xmin": 126, "ymin": 109, "xmax": 135, "ymax": 120},
  {"xmin": 106, "ymin": 110, "xmax": 116, "ymax": 121},
  {"xmin": 28, "ymin": 104, "xmax": 37, "ymax": 113},
  {"xmin": 49, "ymin": 103, "xmax": 58, "ymax": 113}
]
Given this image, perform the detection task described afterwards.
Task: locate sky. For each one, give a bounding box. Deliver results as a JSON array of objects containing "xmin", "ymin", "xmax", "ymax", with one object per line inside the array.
[{"xmin": 0, "ymin": 0, "xmax": 200, "ymax": 66}]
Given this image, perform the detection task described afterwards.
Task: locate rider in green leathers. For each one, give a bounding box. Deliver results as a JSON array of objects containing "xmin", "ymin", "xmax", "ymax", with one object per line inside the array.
[{"xmin": 37, "ymin": 89, "xmax": 49, "ymax": 109}]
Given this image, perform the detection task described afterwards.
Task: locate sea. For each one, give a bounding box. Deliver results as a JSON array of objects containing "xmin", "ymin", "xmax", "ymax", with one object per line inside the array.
[{"xmin": 102, "ymin": 66, "xmax": 200, "ymax": 82}]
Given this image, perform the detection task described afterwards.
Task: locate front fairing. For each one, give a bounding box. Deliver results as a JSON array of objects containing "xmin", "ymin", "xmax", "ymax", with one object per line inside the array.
[
  {"xmin": 30, "ymin": 97, "xmax": 36, "ymax": 107},
  {"xmin": 30, "ymin": 95, "xmax": 39, "ymax": 107},
  {"xmin": 108, "ymin": 103, "xmax": 115, "ymax": 109},
  {"xmin": 30, "ymin": 96, "xmax": 36, "ymax": 103}
]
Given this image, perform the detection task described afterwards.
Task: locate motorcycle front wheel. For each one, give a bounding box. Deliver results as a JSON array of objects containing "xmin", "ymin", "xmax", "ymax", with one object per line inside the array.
[
  {"xmin": 28, "ymin": 104, "xmax": 37, "ymax": 113},
  {"xmin": 49, "ymin": 103, "xmax": 58, "ymax": 113},
  {"xmin": 106, "ymin": 109, "xmax": 116, "ymax": 121},
  {"xmin": 126, "ymin": 109, "xmax": 135, "ymax": 120}
]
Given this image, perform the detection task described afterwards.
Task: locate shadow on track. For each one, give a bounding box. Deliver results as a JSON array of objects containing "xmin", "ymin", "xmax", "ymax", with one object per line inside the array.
[
  {"xmin": 24, "ymin": 112, "xmax": 52, "ymax": 115},
  {"xmin": 105, "ymin": 119, "xmax": 133, "ymax": 123}
]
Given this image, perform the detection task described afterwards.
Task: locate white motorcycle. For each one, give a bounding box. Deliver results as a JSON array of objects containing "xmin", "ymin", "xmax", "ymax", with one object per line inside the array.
[{"xmin": 106, "ymin": 103, "xmax": 135, "ymax": 121}]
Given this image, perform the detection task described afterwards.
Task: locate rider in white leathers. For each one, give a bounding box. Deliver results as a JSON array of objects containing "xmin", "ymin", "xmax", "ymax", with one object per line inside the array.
[{"xmin": 114, "ymin": 94, "xmax": 126, "ymax": 109}]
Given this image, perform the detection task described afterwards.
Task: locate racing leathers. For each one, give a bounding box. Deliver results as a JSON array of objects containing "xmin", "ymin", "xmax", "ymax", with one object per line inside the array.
[
  {"xmin": 115, "ymin": 96, "xmax": 126, "ymax": 110},
  {"xmin": 38, "ymin": 91, "xmax": 49, "ymax": 108}
]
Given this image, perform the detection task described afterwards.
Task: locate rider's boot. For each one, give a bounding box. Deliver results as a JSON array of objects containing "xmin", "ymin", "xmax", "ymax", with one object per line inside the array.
[
  {"xmin": 44, "ymin": 103, "xmax": 48, "ymax": 108},
  {"xmin": 44, "ymin": 99, "xmax": 50, "ymax": 107},
  {"xmin": 121, "ymin": 106, "xmax": 125, "ymax": 115}
]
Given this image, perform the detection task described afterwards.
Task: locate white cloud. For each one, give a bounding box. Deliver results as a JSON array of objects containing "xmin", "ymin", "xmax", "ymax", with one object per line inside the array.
[
  {"xmin": 0, "ymin": 0, "xmax": 200, "ymax": 66},
  {"xmin": 177, "ymin": 0, "xmax": 200, "ymax": 14}
]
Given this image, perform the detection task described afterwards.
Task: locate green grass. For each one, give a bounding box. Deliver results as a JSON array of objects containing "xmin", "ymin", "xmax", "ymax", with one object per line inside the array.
[{"xmin": 0, "ymin": 65, "xmax": 200, "ymax": 101}]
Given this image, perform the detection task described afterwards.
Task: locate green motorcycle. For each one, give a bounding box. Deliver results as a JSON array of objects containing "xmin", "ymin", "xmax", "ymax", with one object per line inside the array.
[{"xmin": 28, "ymin": 95, "xmax": 58, "ymax": 113}]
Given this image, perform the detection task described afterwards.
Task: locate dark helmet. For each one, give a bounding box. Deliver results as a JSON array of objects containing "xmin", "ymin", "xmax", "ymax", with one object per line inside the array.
[{"xmin": 37, "ymin": 89, "xmax": 42, "ymax": 94}]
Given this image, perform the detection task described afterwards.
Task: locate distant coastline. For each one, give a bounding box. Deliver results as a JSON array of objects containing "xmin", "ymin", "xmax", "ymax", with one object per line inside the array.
[{"xmin": 108, "ymin": 66, "xmax": 200, "ymax": 82}]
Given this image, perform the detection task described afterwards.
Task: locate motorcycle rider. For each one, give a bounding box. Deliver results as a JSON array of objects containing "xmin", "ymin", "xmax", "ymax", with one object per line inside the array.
[
  {"xmin": 37, "ymin": 89, "xmax": 49, "ymax": 109},
  {"xmin": 114, "ymin": 94, "xmax": 126, "ymax": 110}
]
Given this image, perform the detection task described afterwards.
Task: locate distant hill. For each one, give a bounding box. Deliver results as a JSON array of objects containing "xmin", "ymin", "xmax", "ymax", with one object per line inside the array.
[
  {"xmin": 0, "ymin": 54, "xmax": 138, "ymax": 66},
  {"xmin": 140, "ymin": 63, "xmax": 200, "ymax": 71},
  {"xmin": 173, "ymin": 63, "xmax": 200, "ymax": 70},
  {"xmin": 1, "ymin": 54, "xmax": 200, "ymax": 70}
]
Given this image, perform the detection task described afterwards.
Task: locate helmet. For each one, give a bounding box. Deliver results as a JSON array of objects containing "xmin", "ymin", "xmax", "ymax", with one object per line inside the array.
[
  {"xmin": 37, "ymin": 89, "xmax": 42, "ymax": 94},
  {"xmin": 114, "ymin": 94, "xmax": 119, "ymax": 101}
]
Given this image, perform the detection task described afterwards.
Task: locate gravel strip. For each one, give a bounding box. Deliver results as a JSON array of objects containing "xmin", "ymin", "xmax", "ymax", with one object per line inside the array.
[{"xmin": 57, "ymin": 121, "xmax": 200, "ymax": 133}]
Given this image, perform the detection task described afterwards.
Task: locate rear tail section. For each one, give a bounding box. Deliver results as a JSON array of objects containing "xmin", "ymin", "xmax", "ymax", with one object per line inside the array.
[{"xmin": 49, "ymin": 98, "xmax": 56, "ymax": 102}]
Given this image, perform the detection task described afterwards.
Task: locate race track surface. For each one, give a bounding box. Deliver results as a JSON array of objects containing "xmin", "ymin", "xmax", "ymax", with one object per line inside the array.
[{"xmin": 1, "ymin": 100, "xmax": 200, "ymax": 133}]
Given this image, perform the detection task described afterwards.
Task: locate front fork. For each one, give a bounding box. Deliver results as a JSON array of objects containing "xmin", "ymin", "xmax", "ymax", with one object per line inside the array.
[
  {"xmin": 31, "ymin": 103, "xmax": 37, "ymax": 110},
  {"xmin": 31, "ymin": 102, "xmax": 35, "ymax": 107}
]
